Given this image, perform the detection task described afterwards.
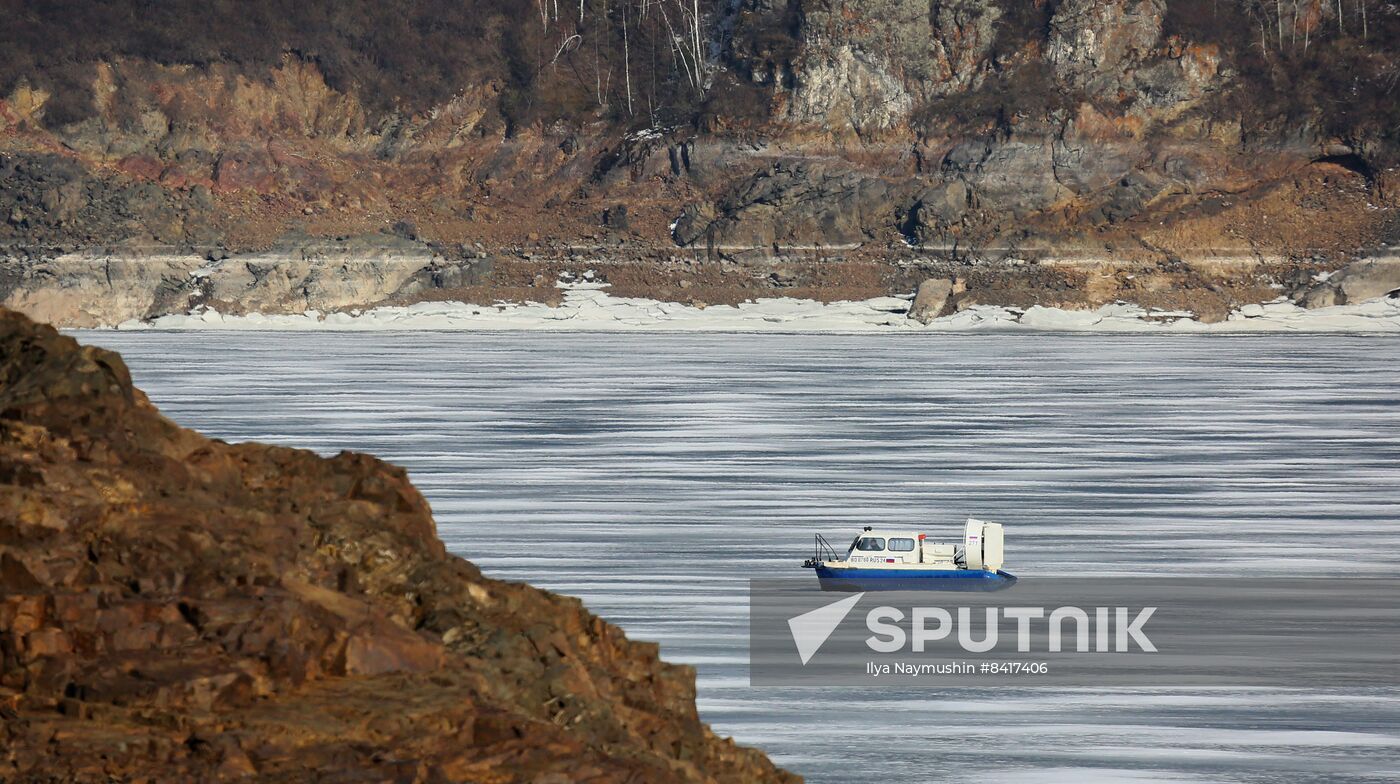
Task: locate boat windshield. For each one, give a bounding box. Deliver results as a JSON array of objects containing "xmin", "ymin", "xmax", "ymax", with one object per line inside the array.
[{"xmin": 854, "ymin": 537, "xmax": 886, "ymax": 551}]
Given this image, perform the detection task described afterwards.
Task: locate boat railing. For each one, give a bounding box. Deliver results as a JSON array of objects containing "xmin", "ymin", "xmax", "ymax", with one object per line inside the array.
[{"xmin": 813, "ymin": 533, "xmax": 839, "ymax": 563}]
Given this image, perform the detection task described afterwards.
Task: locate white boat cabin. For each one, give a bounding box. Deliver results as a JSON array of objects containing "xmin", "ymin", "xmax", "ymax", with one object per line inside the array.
[{"xmin": 830, "ymin": 518, "xmax": 1005, "ymax": 571}]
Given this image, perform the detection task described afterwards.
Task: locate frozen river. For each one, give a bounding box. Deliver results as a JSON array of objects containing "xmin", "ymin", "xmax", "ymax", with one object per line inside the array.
[{"xmin": 82, "ymin": 331, "xmax": 1400, "ymax": 783}]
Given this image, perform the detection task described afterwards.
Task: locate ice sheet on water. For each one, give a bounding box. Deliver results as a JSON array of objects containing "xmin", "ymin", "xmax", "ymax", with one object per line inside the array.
[{"xmin": 78, "ymin": 330, "xmax": 1400, "ymax": 784}]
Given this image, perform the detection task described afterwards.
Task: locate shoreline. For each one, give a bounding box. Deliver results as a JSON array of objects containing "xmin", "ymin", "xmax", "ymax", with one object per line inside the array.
[
  {"xmin": 97, "ymin": 285, "xmax": 1400, "ymax": 334},
  {"xmin": 8, "ymin": 245, "xmax": 1397, "ymax": 330}
]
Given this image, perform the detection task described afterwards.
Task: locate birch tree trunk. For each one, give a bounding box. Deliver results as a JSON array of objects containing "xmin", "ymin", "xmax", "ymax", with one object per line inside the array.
[{"xmin": 623, "ymin": 1, "xmax": 633, "ymax": 115}]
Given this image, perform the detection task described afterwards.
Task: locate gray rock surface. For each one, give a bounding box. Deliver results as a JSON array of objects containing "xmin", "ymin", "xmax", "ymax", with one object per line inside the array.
[
  {"xmin": 1047, "ymin": 0, "xmax": 1165, "ymax": 95},
  {"xmin": 0, "ymin": 233, "xmax": 445, "ymax": 327},
  {"xmin": 1, "ymin": 251, "xmax": 203, "ymax": 328},
  {"xmin": 928, "ymin": 0, "xmax": 1004, "ymax": 94},
  {"xmin": 787, "ymin": 43, "xmax": 914, "ymax": 134},
  {"xmin": 785, "ymin": 0, "xmax": 1004, "ymax": 134},
  {"xmin": 908, "ymin": 278, "xmax": 955, "ymax": 323},
  {"xmin": 962, "ymin": 138, "xmax": 1069, "ymax": 217},
  {"xmin": 1044, "ymin": 0, "xmax": 1220, "ymax": 120},
  {"xmin": 786, "ymin": 1, "xmax": 922, "ymax": 133},
  {"xmin": 673, "ymin": 162, "xmax": 906, "ymax": 255},
  {"xmin": 1, "ymin": 153, "xmax": 219, "ymax": 249},
  {"xmin": 1298, "ymin": 258, "xmax": 1400, "ymax": 308},
  {"xmin": 899, "ymin": 180, "xmax": 972, "ymax": 246}
]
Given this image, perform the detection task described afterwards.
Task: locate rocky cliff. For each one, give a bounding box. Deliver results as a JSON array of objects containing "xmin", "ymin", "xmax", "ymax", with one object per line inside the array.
[
  {"xmin": 0, "ymin": 306, "xmax": 797, "ymax": 782},
  {"xmin": 2, "ymin": 1, "xmax": 1399, "ymax": 325}
]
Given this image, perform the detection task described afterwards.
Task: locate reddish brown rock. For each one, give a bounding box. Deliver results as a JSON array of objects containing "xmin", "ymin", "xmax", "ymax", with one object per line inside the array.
[{"xmin": 0, "ymin": 307, "xmax": 798, "ymax": 783}]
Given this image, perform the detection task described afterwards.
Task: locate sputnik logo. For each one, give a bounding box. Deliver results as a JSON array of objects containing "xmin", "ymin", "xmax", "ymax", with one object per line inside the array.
[{"xmin": 787, "ymin": 592, "xmax": 864, "ymax": 665}]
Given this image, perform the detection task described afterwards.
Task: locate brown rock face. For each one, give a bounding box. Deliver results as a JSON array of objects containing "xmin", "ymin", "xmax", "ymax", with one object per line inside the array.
[
  {"xmin": 2, "ymin": 0, "xmax": 1397, "ymax": 262},
  {"xmin": 0, "ymin": 308, "xmax": 797, "ymax": 783}
]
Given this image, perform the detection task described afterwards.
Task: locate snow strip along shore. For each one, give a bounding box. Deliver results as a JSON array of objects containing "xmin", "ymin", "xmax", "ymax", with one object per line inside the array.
[{"xmin": 114, "ymin": 283, "xmax": 1400, "ymax": 333}]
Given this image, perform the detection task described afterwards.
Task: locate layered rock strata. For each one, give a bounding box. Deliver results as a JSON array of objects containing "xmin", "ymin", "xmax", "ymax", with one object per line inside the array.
[{"xmin": 1, "ymin": 1, "xmax": 1397, "ymax": 324}]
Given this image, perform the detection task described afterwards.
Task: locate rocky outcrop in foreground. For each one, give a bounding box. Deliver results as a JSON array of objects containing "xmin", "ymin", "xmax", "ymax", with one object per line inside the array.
[{"xmin": 0, "ymin": 307, "xmax": 796, "ymax": 782}]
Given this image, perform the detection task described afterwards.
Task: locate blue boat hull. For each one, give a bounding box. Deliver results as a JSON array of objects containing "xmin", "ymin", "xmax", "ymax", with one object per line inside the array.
[{"xmin": 813, "ymin": 565, "xmax": 1017, "ymax": 592}]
